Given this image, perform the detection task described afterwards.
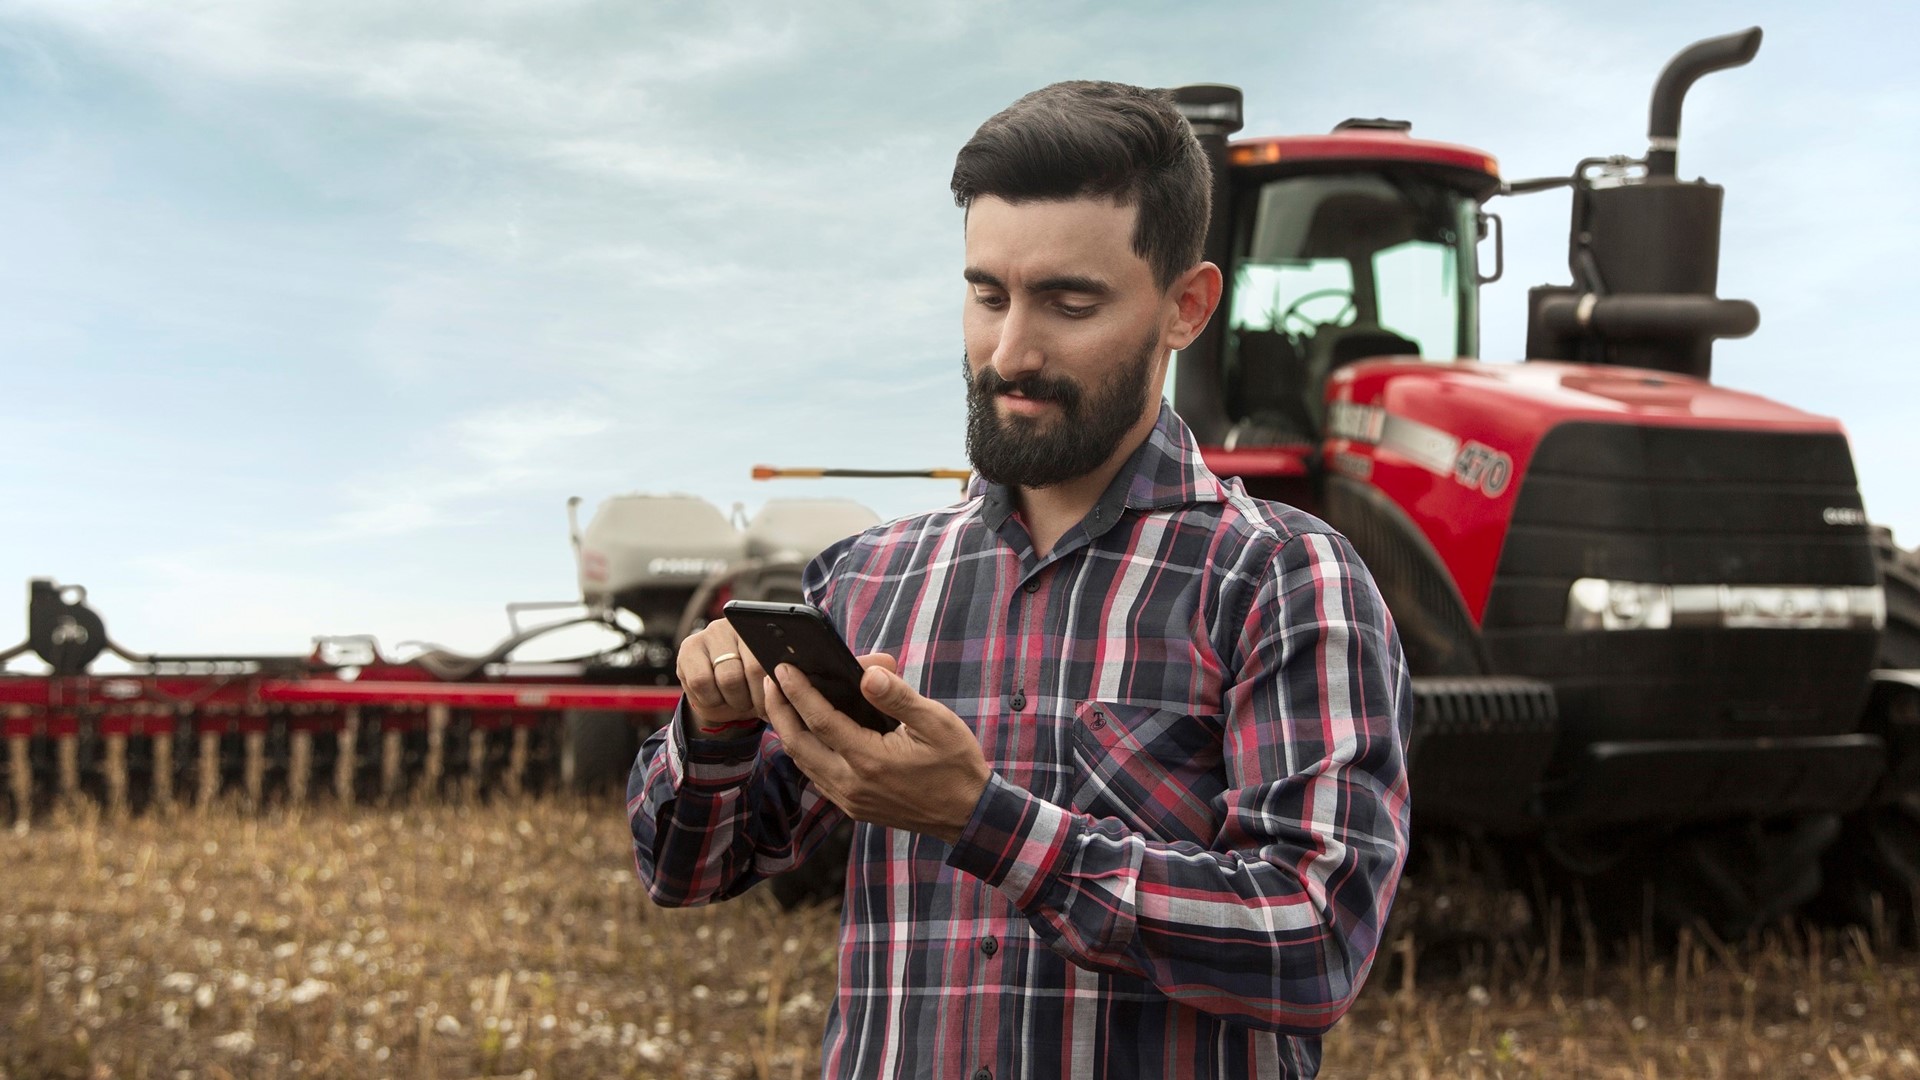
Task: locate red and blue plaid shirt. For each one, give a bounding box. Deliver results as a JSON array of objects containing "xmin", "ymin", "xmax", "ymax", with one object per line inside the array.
[{"xmin": 630, "ymin": 403, "xmax": 1412, "ymax": 1079}]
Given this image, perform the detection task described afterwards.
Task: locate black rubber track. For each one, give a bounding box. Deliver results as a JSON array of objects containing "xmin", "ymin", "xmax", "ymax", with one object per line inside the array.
[
  {"xmin": 1526, "ymin": 815, "xmax": 1838, "ymax": 944},
  {"xmin": 1812, "ymin": 526, "xmax": 1920, "ymax": 942}
]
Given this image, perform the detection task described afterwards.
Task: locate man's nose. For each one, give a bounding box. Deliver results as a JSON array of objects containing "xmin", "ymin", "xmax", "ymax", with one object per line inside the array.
[{"xmin": 990, "ymin": 302, "xmax": 1045, "ymax": 382}]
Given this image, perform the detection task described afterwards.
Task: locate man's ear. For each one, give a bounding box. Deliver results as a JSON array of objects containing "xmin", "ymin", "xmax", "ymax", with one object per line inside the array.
[{"xmin": 1164, "ymin": 261, "xmax": 1223, "ymax": 351}]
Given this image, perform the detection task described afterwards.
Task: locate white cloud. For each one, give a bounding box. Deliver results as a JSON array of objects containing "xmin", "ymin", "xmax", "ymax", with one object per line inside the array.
[
  {"xmin": 314, "ymin": 401, "xmax": 615, "ymax": 541},
  {"xmin": 115, "ymin": 554, "xmax": 519, "ymax": 655},
  {"xmin": 453, "ymin": 403, "xmax": 612, "ymax": 465}
]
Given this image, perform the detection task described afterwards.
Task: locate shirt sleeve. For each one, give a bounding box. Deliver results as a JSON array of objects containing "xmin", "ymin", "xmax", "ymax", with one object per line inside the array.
[
  {"xmin": 944, "ymin": 529, "xmax": 1413, "ymax": 1036},
  {"xmin": 626, "ymin": 537, "xmax": 860, "ymax": 906}
]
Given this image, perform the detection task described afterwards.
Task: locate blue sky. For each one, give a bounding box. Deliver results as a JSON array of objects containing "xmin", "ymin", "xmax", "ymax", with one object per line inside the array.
[{"xmin": 2, "ymin": 0, "xmax": 1916, "ymax": 656}]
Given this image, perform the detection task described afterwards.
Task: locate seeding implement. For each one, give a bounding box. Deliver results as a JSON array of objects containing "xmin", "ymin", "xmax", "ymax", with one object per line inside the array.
[{"xmin": 0, "ymin": 494, "xmax": 880, "ymax": 818}]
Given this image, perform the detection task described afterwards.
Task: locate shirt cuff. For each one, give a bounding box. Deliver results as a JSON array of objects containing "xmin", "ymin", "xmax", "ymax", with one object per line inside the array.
[
  {"xmin": 665, "ymin": 700, "xmax": 765, "ymax": 789},
  {"xmin": 945, "ymin": 771, "xmax": 1079, "ymax": 909}
]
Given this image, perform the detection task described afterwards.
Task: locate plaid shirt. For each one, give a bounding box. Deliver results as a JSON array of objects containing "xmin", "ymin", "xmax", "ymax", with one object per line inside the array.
[{"xmin": 629, "ymin": 403, "xmax": 1412, "ymax": 1079}]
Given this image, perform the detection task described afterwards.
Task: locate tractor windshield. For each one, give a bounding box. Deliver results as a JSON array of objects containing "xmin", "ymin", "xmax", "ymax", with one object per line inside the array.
[{"xmin": 1218, "ymin": 171, "xmax": 1479, "ymax": 441}]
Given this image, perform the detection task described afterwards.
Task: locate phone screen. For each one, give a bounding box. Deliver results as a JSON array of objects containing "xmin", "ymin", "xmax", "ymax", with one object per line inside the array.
[{"xmin": 723, "ymin": 601, "xmax": 900, "ymax": 734}]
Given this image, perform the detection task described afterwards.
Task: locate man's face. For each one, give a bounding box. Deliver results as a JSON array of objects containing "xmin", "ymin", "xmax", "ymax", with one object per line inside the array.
[{"xmin": 961, "ymin": 195, "xmax": 1173, "ymax": 489}]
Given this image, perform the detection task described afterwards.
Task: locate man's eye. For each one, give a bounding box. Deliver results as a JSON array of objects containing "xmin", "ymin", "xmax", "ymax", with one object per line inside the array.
[
  {"xmin": 973, "ymin": 293, "xmax": 1008, "ymax": 309},
  {"xmin": 1057, "ymin": 303, "xmax": 1096, "ymax": 318}
]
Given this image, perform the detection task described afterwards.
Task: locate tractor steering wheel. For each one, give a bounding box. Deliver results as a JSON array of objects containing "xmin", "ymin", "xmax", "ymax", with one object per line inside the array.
[{"xmin": 1279, "ymin": 288, "xmax": 1357, "ymax": 333}]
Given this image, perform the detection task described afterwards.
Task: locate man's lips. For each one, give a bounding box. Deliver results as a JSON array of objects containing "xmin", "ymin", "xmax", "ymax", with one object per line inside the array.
[{"xmin": 997, "ymin": 390, "xmax": 1061, "ymax": 416}]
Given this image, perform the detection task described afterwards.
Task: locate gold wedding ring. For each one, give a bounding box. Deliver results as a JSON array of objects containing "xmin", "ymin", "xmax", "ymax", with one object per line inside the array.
[{"xmin": 711, "ymin": 652, "xmax": 742, "ymax": 667}]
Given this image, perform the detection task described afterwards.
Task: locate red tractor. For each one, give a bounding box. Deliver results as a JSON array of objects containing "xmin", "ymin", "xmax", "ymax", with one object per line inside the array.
[{"xmin": 1169, "ymin": 28, "xmax": 1920, "ymax": 939}]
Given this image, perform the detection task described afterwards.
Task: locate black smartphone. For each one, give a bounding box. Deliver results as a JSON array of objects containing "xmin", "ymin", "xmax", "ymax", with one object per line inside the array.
[{"xmin": 722, "ymin": 600, "xmax": 900, "ymax": 734}]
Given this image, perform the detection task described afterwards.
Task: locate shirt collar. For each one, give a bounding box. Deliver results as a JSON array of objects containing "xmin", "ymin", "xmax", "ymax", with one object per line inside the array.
[{"xmin": 977, "ymin": 400, "xmax": 1224, "ymax": 536}]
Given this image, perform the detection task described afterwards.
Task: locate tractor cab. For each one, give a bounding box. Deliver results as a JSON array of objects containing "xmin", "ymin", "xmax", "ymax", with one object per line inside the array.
[
  {"xmin": 1220, "ymin": 127, "xmax": 1499, "ymax": 443},
  {"xmin": 1171, "ymin": 89, "xmax": 1502, "ymax": 505}
]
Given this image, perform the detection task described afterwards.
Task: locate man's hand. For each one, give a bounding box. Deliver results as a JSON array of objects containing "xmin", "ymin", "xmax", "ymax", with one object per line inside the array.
[
  {"xmin": 675, "ymin": 618, "xmax": 771, "ymax": 735},
  {"xmin": 763, "ymin": 658, "xmax": 991, "ymax": 844}
]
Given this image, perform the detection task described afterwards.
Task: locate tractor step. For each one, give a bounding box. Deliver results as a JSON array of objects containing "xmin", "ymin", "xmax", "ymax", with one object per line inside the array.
[{"xmin": 1408, "ymin": 676, "xmax": 1559, "ymax": 830}]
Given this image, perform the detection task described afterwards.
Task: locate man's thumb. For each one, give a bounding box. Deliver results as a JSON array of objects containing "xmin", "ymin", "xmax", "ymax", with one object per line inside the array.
[{"xmin": 861, "ymin": 665, "xmax": 915, "ymax": 714}]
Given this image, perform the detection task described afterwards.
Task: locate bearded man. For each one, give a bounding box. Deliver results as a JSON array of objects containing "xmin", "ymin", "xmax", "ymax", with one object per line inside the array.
[{"xmin": 630, "ymin": 80, "xmax": 1412, "ymax": 1080}]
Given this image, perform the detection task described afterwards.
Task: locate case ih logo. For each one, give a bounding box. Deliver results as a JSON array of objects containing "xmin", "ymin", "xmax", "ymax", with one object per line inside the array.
[
  {"xmin": 648, "ymin": 557, "xmax": 729, "ymax": 577},
  {"xmin": 1822, "ymin": 506, "xmax": 1867, "ymax": 527},
  {"xmin": 1327, "ymin": 402, "xmax": 1387, "ymax": 443}
]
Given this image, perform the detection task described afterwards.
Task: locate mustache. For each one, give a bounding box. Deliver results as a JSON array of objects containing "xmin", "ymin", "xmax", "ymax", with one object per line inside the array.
[{"xmin": 967, "ymin": 365, "xmax": 1082, "ymax": 408}]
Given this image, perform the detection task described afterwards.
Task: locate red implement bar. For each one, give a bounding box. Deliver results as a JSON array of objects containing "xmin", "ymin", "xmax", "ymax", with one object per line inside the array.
[
  {"xmin": 259, "ymin": 680, "xmax": 683, "ymax": 711},
  {"xmin": 0, "ymin": 676, "xmax": 683, "ymax": 713}
]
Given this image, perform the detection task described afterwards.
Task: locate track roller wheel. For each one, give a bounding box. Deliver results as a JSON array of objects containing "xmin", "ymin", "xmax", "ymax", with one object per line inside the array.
[
  {"xmin": 1815, "ymin": 793, "xmax": 1920, "ymax": 943},
  {"xmin": 1532, "ymin": 815, "xmax": 1837, "ymax": 943}
]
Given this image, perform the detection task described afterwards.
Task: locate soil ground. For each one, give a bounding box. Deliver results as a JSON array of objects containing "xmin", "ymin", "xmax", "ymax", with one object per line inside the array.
[{"xmin": 1, "ymin": 798, "xmax": 1915, "ymax": 1079}]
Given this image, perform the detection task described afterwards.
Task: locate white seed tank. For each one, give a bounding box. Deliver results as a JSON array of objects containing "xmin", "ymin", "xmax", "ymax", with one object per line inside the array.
[
  {"xmin": 745, "ymin": 498, "xmax": 882, "ymax": 564},
  {"xmin": 574, "ymin": 493, "xmax": 879, "ymax": 637}
]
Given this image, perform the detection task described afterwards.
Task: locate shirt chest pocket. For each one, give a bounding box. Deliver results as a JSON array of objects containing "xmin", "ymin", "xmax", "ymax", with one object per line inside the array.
[{"xmin": 1067, "ymin": 701, "xmax": 1228, "ymax": 846}]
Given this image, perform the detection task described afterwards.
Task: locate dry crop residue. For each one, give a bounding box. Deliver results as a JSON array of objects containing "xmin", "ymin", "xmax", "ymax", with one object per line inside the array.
[{"xmin": 0, "ymin": 800, "xmax": 1915, "ymax": 1079}]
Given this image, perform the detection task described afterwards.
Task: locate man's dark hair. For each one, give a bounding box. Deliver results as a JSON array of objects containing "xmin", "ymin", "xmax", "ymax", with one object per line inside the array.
[{"xmin": 951, "ymin": 80, "xmax": 1211, "ymax": 292}]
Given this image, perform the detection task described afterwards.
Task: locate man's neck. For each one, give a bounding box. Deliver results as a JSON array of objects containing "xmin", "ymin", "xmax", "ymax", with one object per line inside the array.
[{"xmin": 1013, "ymin": 409, "xmax": 1158, "ymax": 558}]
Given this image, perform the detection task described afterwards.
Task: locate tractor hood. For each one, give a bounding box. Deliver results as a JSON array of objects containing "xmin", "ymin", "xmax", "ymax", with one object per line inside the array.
[
  {"xmin": 1338, "ymin": 359, "xmax": 1843, "ymax": 440},
  {"xmin": 1323, "ymin": 359, "xmax": 1852, "ymax": 619}
]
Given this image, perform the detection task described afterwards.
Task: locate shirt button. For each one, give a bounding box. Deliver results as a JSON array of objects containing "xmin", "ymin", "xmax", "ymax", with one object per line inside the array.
[
  {"xmin": 974, "ymin": 1069, "xmax": 993, "ymax": 1080},
  {"xmin": 980, "ymin": 935, "xmax": 998, "ymax": 957},
  {"xmin": 1008, "ymin": 692, "xmax": 1026, "ymax": 712},
  {"xmin": 1023, "ymin": 579, "xmax": 1040, "ymax": 594}
]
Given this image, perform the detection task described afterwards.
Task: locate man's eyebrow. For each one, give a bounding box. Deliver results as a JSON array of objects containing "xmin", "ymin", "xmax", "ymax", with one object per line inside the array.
[
  {"xmin": 961, "ymin": 268, "xmax": 1114, "ymax": 297},
  {"xmin": 1028, "ymin": 274, "xmax": 1113, "ymax": 297}
]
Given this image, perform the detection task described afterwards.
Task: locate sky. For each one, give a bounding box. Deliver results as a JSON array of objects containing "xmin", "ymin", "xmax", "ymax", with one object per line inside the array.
[{"xmin": 1, "ymin": 0, "xmax": 1916, "ymax": 659}]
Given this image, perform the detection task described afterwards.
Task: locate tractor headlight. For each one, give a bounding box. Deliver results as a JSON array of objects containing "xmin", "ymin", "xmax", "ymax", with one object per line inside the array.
[
  {"xmin": 1567, "ymin": 579, "xmax": 1886, "ymax": 631},
  {"xmin": 1567, "ymin": 578, "xmax": 1672, "ymax": 630}
]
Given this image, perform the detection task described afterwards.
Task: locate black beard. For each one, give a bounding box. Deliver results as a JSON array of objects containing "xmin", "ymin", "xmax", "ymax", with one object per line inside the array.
[{"xmin": 963, "ymin": 332, "xmax": 1158, "ymax": 489}]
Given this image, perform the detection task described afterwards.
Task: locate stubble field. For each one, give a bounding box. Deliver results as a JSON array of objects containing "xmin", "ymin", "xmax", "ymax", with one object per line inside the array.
[{"xmin": 1, "ymin": 797, "xmax": 1916, "ymax": 1080}]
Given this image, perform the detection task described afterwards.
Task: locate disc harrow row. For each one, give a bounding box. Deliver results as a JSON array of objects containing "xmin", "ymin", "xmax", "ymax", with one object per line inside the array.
[{"xmin": 0, "ymin": 678, "xmax": 679, "ymax": 823}]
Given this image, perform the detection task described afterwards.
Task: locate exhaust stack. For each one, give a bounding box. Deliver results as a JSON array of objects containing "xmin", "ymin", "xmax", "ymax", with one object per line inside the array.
[
  {"xmin": 1524, "ymin": 28, "xmax": 1764, "ymax": 382},
  {"xmin": 1169, "ymin": 83, "xmax": 1244, "ymax": 446},
  {"xmin": 1647, "ymin": 27, "xmax": 1763, "ymax": 179}
]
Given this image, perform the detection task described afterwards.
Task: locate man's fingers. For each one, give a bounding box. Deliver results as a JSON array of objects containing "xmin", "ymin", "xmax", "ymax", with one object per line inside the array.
[
  {"xmin": 675, "ymin": 621, "xmax": 767, "ymax": 727},
  {"xmin": 709, "ymin": 650, "xmax": 755, "ymax": 713},
  {"xmin": 763, "ymin": 673, "xmax": 842, "ymax": 781},
  {"xmin": 742, "ymin": 653, "xmax": 771, "ymax": 717},
  {"xmin": 856, "ymin": 652, "xmax": 899, "ymax": 675},
  {"xmin": 773, "ymin": 664, "xmax": 867, "ymax": 755},
  {"xmin": 676, "ymin": 637, "xmax": 728, "ymax": 712},
  {"xmin": 859, "ymin": 665, "xmax": 941, "ymax": 734}
]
